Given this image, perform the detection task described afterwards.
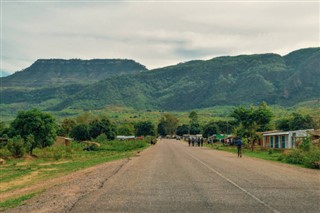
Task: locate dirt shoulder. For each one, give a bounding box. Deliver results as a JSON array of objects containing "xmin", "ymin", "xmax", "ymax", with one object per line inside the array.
[{"xmin": 2, "ymin": 158, "xmax": 130, "ymax": 213}]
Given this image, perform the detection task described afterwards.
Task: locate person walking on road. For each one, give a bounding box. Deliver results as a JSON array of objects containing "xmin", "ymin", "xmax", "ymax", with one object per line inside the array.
[
  {"xmin": 236, "ymin": 137, "xmax": 243, "ymax": 158},
  {"xmin": 188, "ymin": 138, "xmax": 191, "ymax": 146}
]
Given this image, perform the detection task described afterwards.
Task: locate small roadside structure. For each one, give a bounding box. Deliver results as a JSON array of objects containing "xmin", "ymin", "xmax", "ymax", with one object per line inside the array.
[
  {"xmin": 262, "ymin": 129, "xmax": 313, "ymax": 149},
  {"xmin": 55, "ymin": 137, "xmax": 73, "ymax": 146},
  {"xmin": 307, "ymin": 129, "xmax": 320, "ymax": 146},
  {"xmin": 209, "ymin": 134, "xmax": 233, "ymax": 144},
  {"xmin": 116, "ymin": 136, "xmax": 136, "ymax": 140}
]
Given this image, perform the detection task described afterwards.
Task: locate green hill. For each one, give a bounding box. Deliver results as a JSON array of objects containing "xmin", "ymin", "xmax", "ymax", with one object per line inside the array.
[
  {"xmin": 1, "ymin": 47, "xmax": 319, "ymax": 112},
  {"xmin": 1, "ymin": 59, "xmax": 147, "ymax": 87}
]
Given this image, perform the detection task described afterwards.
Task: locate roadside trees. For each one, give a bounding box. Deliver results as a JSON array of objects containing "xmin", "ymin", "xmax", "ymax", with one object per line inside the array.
[
  {"xmin": 89, "ymin": 118, "xmax": 117, "ymax": 140},
  {"xmin": 231, "ymin": 102, "xmax": 273, "ymax": 151},
  {"xmin": 70, "ymin": 124, "xmax": 90, "ymax": 141},
  {"xmin": 176, "ymin": 124, "xmax": 189, "ymax": 136},
  {"xmin": 203, "ymin": 122, "xmax": 220, "ymax": 138},
  {"xmin": 117, "ymin": 123, "xmax": 135, "ymax": 136},
  {"xmin": 189, "ymin": 111, "xmax": 201, "ymax": 134},
  {"xmin": 10, "ymin": 109, "xmax": 57, "ymax": 155},
  {"xmin": 276, "ymin": 113, "xmax": 315, "ymax": 131},
  {"xmin": 135, "ymin": 121, "xmax": 155, "ymax": 136},
  {"xmin": 157, "ymin": 113, "xmax": 179, "ymax": 136},
  {"xmin": 58, "ymin": 118, "xmax": 76, "ymax": 137}
]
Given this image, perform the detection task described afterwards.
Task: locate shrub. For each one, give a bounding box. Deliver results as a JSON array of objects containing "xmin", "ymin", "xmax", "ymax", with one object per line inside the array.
[
  {"xmin": 277, "ymin": 155, "xmax": 283, "ymax": 161},
  {"xmin": 299, "ymin": 137, "xmax": 312, "ymax": 152},
  {"xmin": 303, "ymin": 149, "xmax": 320, "ymax": 169},
  {"xmin": 95, "ymin": 134, "xmax": 108, "ymax": 143},
  {"xmin": 7, "ymin": 136, "xmax": 26, "ymax": 158},
  {"xmin": 268, "ymin": 149, "xmax": 273, "ymax": 155},
  {"xmin": 0, "ymin": 148, "xmax": 11, "ymax": 159},
  {"xmin": 284, "ymin": 150, "xmax": 305, "ymax": 165}
]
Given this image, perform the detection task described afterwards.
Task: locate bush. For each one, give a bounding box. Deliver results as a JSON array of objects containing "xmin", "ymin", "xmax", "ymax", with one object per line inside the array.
[
  {"xmin": 277, "ymin": 155, "xmax": 283, "ymax": 161},
  {"xmin": 95, "ymin": 134, "xmax": 108, "ymax": 143},
  {"xmin": 303, "ymin": 149, "xmax": 320, "ymax": 169},
  {"xmin": 0, "ymin": 148, "xmax": 11, "ymax": 159},
  {"xmin": 284, "ymin": 150, "xmax": 305, "ymax": 165},
  {"xmin": 299, "ymin": 137, "xmax": 312, "ymax": 152},
  {"xmin": 7, "ymin": 136, "xmax": 26, "ymax": 158}
]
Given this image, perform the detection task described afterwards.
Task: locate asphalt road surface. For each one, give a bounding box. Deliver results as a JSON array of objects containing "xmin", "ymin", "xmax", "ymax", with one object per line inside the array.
[{"xmin": 68, "ymin": 139, "xmax": 319, "ymax": 213}]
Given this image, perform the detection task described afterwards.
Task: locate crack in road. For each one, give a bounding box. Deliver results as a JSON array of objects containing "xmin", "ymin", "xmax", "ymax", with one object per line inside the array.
[{"xmin": 67, "ymin": 158, "xmax": 130, "ymax": 212}]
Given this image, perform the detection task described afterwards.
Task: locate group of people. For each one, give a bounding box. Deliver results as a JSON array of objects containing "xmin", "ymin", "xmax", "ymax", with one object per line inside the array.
[
  {"xmin": 188, "ymin": 137, "xmax": 204, "ymax": 147},
  {"xmin": 187, "ymin": 136, "xmax": 243, "ymax": 158}
]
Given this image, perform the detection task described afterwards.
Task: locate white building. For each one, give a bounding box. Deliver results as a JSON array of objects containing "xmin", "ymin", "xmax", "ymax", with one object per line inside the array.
[{"xmin": 262, "ymin": 129, "xmax": 313, "ymax": 149}]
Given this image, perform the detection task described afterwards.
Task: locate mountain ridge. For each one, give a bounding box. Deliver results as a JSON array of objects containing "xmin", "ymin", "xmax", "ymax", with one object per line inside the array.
[
  {"xmin": 1, "ymin": 58, "xmax": 147, "ymax": 87},
  {"xmin": 1, "ymin": 47, "xmax": 319, "ymax": 112}
]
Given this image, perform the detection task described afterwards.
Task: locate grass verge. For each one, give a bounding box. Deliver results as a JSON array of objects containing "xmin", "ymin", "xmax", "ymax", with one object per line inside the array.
[
  {"xmin": 0, "ymin": 137, "xmax": 152, "ymax": 208},
  {"xmin": 0, "ymin": 192, "xmax": 40, "ymax": 211},
  {"xmin": 206, "ymin": 142, "xmax": 283, "ymax": 162},
  {"xmin": 205, "ymin": 142, "xmax": 320, "ymax": 169}
]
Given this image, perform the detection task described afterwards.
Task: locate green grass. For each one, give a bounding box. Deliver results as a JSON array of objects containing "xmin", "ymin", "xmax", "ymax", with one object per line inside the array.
[
  {"xmin": 0, "ymin": 192, "xmax": 39, "ymax": 211},
  {"xmin": 206, "ymin": 142, "xmax": 283, "ymax": 161},
  {"xmin": 0, "ymin": 138, "xmax": 151, "ymax": 195}
]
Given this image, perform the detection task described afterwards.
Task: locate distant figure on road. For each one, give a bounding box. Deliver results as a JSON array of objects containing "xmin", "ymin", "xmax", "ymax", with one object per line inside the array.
[
  {"xmin": 192, "ymin": 137, "xmax": 195, "ymax": 146},
  {"xmin": 236, "ymin": 137, "xmax": 243, "ymax": 158},
  {"xmin": 188, "ymin": 138, "xmax": 191, "ymax": 146},
  {"xmin": 150, "ymin": 138, "xmax": 156, "ymax": 145},
  {"xmin": 200, "ymin": 138, "xmax": 204, "ymax": 147}
]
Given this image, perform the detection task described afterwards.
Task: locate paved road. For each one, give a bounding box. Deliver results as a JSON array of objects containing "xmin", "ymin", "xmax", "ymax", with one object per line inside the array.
[{"xmin": 69, "ymin": 139, "xmax": 319, "ymax": 213}]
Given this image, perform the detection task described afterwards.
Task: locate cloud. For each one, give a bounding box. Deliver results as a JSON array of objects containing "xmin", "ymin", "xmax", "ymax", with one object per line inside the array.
[{"xmin": 1, "ymin": 1, "xmax": 319, "ymax": 73}]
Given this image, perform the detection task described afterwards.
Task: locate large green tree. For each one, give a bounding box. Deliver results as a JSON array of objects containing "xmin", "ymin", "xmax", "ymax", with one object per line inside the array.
[
  {"xmin": 157, "ymin": 113, "xmax": 179, "ymax": 136},
  {"xmin": 89, "ymin": 118, "xmax": 117, "ymax": 140},
  {"xmin": 203, "ymin": 122, "xmax": 220, "ymax": 138},
  {"xmin": 231, "ymin": 102, "xmax": 273, "ymax": 150},
  {"xmin": 135, "ymin": 121, "xmax": 155, "ymax": 136},
  {"xmin": 276, "ymin": 113, "xmax": 315, "ymax": 131},
  {"xmin": 10, "ymin": 109, "xmax": 57, "ymax": 155},
  {"xmin": 176, "ymin": 124, "xmax": 189, "ymax": 136},
  {"xmin": 57, "ymin": 118, "xmax": 76, "ymax": 137},
  {"xmin": 188, "ymin": 111, "xmax": 201, "ymax": 134},
  {"xmin": 215, "ymin": 120, "xmax": 235, "ymax": 134},
  {"xmin": 70, "ymin": 124, "xmax": 90, "ymax": 141},
  {"xmin": 117, "ymin": 123, "xmax": 135, "ymax": 136},
  {"xmin": 189, "ymin": 111, "xmax": 199, "ymax": 125}
]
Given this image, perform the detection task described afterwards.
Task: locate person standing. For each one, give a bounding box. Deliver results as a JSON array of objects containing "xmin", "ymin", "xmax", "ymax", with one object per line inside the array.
[
  {"xmin": 236, "ymin": 137, "xmax": 243, "ymax": 158},
  {"xmin": 188, "ymin": 137, "xmax": 191, "ymax": 146}
]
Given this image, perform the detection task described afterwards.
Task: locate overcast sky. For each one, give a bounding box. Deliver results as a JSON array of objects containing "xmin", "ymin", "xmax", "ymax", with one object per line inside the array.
[{"xmin": 1, "ymin": 0, "xmax": 319, "ymax": 74}]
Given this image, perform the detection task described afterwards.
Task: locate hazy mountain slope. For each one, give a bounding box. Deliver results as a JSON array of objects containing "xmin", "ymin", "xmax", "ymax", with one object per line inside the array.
[
  {"xmin": 281, "ymin": 47, "xmax": 320, "ymax": 104},
  {"xmin": 55, "ymin": 49, "xmax": 319, "ymax": 111},
  {"xmin": 1, "ymin": 47, "xmax": 319, "ymax": 111},
  {"xmin": 1, "ymin": 59, "xmax": 147, "ymax": 87}
]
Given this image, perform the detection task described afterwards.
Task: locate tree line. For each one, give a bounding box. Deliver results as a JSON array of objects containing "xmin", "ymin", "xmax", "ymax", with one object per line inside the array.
[{"xmin": 0, "ymin": 102, "xmax": 318, "ymax": 158}]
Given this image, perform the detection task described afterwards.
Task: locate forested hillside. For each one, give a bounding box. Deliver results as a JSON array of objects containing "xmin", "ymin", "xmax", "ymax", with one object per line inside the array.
[
  {"xmin": 1, "ymin": 47, "xmax": 319, "ymax": 112},
  {"xmin": 2, "ymin": 59, "xmax": 147, "ymax": 87}
]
